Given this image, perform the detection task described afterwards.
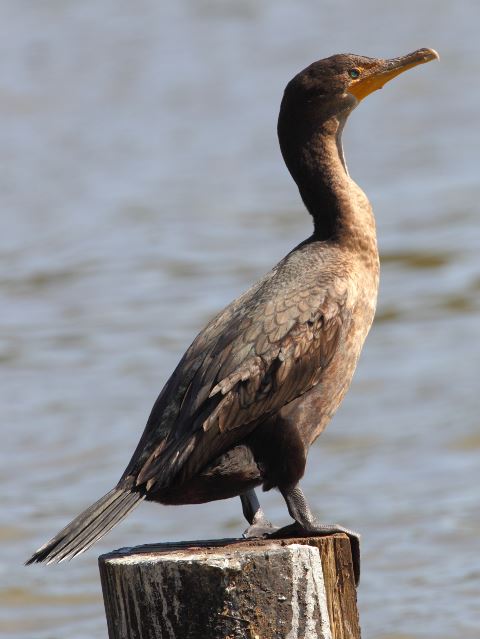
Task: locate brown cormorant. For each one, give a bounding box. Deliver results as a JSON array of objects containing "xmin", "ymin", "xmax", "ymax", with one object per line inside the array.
[{"xmin": 27, "ymin": 49, "xmax": 438, "ymax": 573}]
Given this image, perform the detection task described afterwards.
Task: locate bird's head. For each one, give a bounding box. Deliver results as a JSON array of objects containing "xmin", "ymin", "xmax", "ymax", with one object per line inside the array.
[
  {"xmin": 279, "ymin": 48, "xmax": 439, "ymax": 136},
  {"xmin": 278, "ymin": 49, "xmax": 439, "ymax": 231}
]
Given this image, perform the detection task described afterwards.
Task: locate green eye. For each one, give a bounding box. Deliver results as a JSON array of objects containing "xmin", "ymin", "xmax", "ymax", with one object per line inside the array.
[{"xmin": 348, "ymin": 68, "xmax": 360, "ymax": 79}]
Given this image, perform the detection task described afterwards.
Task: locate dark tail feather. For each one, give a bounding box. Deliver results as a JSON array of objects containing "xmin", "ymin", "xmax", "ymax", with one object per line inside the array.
[{"xmin": 25, "ymin": 488, "xmax": 144, "ymax": 565}]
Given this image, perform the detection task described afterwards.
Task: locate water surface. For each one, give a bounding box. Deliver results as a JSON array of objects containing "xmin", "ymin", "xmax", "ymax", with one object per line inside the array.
[{"xmin": 1, "ymin": 2, "xmax": 479, "ymax": 638}]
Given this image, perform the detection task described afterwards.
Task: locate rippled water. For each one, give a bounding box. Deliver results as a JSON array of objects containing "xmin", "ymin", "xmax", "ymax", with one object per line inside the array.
[{"xmin": 2, "ymin": 2, "xmax": 479, "ymax": 638}]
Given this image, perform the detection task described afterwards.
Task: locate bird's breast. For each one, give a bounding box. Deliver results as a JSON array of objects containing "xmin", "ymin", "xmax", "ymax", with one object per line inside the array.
[{"xmin": 279, "ymin": 248, "xmax": 379, "ymax": 447}]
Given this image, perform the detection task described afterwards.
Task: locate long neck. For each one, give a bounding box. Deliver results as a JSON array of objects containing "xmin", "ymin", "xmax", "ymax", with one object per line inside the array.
[
  {"xmin": 297, "ymin": 118, "xmax": 350, "ymax": 238},
  {"xmin": 279, "ymin": 113, "xmax": 375, "ymax": 246}
]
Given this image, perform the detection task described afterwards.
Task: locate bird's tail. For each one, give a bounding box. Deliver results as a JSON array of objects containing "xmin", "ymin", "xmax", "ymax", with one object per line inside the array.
[{"xmin": 25, "ymin": 487, "xmax": 144, "ymax": 565}]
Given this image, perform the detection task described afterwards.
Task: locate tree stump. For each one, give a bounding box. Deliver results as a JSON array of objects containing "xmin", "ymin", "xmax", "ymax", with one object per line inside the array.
[{"xmin": 99, "ymin": 534, "xmax": 360, "ymax": 639}]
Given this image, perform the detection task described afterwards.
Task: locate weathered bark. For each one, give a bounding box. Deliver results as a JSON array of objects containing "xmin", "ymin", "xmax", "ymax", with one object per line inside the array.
[{"xmin": 99, "ymin": 534, "xmax": 360, "ymax": 639}]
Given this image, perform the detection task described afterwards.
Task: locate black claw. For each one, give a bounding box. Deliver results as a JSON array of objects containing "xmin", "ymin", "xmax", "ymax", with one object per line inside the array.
[
  {"xmin": 347, "ymin": 534, "xmax": 361, "ymax": 587},
  {"xmin": 267, "ymin": 522, "xmax": 361, "ymax": 586}
]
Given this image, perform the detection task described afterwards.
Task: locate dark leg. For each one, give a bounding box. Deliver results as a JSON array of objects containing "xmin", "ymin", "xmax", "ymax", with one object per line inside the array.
[
  {"xmin": 240, "ymin": 489, "xmax": 278, "ymax": 538},
  {"xmin": 271, "ymin": 484, "xmax": 361, "ymax": 585}
]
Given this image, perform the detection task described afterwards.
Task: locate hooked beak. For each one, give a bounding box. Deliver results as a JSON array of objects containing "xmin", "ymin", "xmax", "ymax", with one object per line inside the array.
[{"xmin": 348, "ymin": 48, "xmax": 439, "ymax": 101}]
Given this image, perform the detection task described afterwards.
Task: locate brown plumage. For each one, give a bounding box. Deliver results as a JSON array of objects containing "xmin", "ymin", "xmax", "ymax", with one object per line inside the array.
[{"xmin": 27, "ymin": 48, "xmax": 438, "ymax": 568}]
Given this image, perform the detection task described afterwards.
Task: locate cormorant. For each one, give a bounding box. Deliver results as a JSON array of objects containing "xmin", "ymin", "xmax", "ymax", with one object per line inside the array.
[{"xmin": 27, "ymin": 49, "xmax": 438, "ymax": 572}]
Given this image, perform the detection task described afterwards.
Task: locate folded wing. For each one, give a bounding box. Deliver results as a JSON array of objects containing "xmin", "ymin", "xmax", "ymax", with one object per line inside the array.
[{"xmin": 121, "ymin": 263, "xmax": 349, "ymax": 493}]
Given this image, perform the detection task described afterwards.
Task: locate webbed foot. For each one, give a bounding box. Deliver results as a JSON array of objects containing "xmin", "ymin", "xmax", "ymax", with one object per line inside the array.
[
  {"xmin": 268, "ymin": 520, "xmax": 360, "ymax": 585},
  {"xmin": 278, "ymin": 484, "xmax": 361, "ymax": 586},
  {"xmin": 243, "ymin": 516, "xmax": 279, "ymax": 539},
  {"xmin": 240, "ymin": 489, "xmax": 278, "ymax": 538}
]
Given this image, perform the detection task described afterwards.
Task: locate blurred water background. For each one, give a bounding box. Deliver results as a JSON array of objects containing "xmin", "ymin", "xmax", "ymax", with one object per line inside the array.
[{"xmin": 1, "ymin": 1, "xmax": 479, "ymax": 638}]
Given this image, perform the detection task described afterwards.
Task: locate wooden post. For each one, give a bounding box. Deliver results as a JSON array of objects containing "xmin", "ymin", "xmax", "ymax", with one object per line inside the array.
[{"xmin": 99, "ymin": 534, "xmax": 360, "ymax": 639}]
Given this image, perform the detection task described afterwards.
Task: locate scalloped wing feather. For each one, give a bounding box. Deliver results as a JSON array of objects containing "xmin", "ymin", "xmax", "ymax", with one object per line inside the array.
[{"xmin": 134, "ymin": 283, "xmax": 347, "ymax": 489}]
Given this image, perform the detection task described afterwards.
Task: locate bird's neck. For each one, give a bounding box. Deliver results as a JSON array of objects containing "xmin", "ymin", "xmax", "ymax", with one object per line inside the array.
[{"xmin": 281, "ymin": 114, "xmax": 375, "ymax": 245}]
